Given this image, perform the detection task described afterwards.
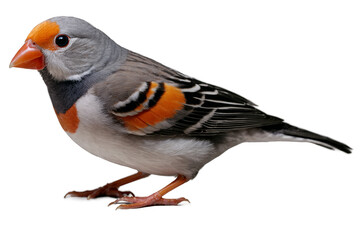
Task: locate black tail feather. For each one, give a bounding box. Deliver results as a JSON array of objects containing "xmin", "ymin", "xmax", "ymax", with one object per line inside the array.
[{"xmin": 262, "ymin": 123, "xmax": 352, "ymax": 154}]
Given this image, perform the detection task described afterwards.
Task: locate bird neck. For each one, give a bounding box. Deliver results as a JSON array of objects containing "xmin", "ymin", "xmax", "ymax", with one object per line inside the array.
[{"xmin": 39, "ymin": 47, "xmax": 128, "ymax": 114}]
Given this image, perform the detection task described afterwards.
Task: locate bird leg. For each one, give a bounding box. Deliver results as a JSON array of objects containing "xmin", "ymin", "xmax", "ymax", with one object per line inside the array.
[
  {"xmin": 64, "ymin": 172, "xmax": 149, "ymax": 199},
  {"xmin": 109, "ymin": 175, "xmax": 189, "ymax": 209}
]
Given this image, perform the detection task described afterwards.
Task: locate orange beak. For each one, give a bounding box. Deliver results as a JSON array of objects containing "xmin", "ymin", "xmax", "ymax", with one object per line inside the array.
[{"xmin": 10, "ymin": 40, "xmax": 45, "ymax": 70}]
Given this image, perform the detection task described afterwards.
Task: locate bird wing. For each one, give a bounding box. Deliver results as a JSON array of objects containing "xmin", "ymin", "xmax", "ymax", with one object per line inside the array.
[{"xmin": 103, "ymin": 52, "xmax": 283, "ymax": 136}]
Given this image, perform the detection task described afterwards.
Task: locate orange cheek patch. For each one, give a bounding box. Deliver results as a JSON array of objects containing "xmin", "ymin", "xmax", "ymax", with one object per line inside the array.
[
  {"xmin": 26, "ymin": 20, "xmax": 60, "ymax": 51},
  {"xmin": 56, "ymin": 104, "xmax": 79, "ymax": 133},
  {"xmin": 122, "ymin": 83, "xmax": 185, "ymax": 131}
]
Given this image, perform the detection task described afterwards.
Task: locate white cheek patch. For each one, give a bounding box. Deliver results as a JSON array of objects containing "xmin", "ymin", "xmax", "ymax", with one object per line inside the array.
[
  {"xmin": 43, "ymin": 49, "xmax": 72, "ymax": 80},
  {"xmin": 43, "ymin": 38, "xmax": 90, "ymax": 81}
]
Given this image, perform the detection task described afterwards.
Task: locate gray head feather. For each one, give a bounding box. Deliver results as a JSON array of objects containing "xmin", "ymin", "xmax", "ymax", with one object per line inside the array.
[{"xmin": 42, "ymin": 16, "xmax": 127, "ymax": 81}]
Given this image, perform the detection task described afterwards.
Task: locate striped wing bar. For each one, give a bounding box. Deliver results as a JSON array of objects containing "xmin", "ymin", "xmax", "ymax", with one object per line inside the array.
[{"xmin": 111, "ymin": 75, "xmax": 282, "ymax": 136}]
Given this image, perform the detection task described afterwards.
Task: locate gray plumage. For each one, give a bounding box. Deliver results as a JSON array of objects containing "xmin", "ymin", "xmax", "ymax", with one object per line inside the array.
[{"xmin": 27, "ymin": 16, "xmax": 351, "ymax": 179}]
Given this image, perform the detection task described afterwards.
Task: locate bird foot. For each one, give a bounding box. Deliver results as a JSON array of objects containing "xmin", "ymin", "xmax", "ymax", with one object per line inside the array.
[
  {"xmin": 108, "ymin": 193, "xmax": 189, "ymax": 209},
  {"xmin": 64, "ymin": 183, "xmax": 134, "ymax": 200}
]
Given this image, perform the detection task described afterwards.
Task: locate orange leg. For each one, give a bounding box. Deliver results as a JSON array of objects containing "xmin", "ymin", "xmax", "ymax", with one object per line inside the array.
[
  {"xmin": 109, "ymin": 175, "xmax": 189, "ymax": 209},
  {"xmin": 64, "ymin": 172, "xmax": 149, "ymax": 199}
]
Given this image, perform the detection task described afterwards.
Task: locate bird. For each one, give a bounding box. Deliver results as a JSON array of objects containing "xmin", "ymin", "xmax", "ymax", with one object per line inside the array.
[{"xmin": 10, "ymin": 16, "xmax": 351, "ymax": 209}]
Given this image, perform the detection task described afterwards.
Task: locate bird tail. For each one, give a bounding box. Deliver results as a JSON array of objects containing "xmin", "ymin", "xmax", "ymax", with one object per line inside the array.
[{"xmin": 261, "ymin": 123, "xmax": 352, "ymax": 154}]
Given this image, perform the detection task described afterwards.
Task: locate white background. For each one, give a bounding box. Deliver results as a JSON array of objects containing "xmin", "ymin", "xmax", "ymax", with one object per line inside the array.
[{"xmin": 1, "ymin": 0, "xmax": 359, "ymax": 239}]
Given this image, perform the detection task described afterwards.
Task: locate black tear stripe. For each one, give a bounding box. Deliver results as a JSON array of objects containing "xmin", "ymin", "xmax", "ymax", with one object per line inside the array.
[
  {"xmin": 147, "ymin": 82, "xmax": 165, "ymax": 108},
  {"xmin": 113, "ymin": 82, "xmax": 151, "ymax": 113}
]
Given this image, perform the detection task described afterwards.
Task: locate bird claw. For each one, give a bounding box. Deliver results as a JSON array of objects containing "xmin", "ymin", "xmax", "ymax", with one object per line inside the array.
[
  {"xmin": 64, "ymin": 183, "xmax": 134, "ymax": 199},
  {"xmin": 108, "ymin": 195, "xmax": 189, "ymax": 209}
]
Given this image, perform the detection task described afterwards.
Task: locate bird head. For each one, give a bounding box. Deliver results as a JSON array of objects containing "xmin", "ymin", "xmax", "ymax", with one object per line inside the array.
[{"xmin": 10, "ymin": 16, "xmax": 118, "ymax": 81}]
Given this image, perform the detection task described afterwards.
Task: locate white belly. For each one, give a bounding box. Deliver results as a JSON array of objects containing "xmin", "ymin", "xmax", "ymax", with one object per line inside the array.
[{"xmin": 66, "ymin": 92, "xmax": 215, "ymax": 178}]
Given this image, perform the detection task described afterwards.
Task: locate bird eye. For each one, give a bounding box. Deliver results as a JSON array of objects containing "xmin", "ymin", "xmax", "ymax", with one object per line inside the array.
[{"xmin": 55, "ymin": 35, "xmax": 70, "ymax": 47}]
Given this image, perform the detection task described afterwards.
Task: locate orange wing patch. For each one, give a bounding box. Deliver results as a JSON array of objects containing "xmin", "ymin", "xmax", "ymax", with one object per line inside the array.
[
  {"xmin": 26, "ymin": 20, "xmax": 60, "ymax": 51},
  {"xmin": 56, "ymin": 104, "xmax": 79, "ymax": 133},
  {"xmin": 122, "ymin": 83, "xmax": 185, "ymax": 131}
]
